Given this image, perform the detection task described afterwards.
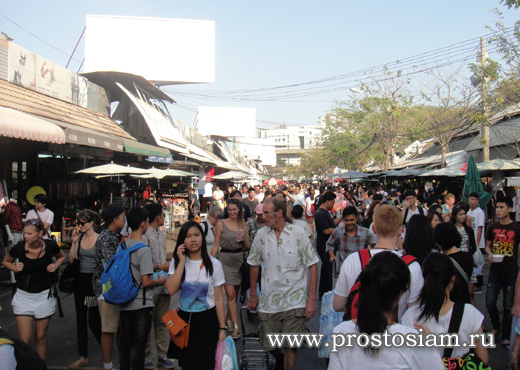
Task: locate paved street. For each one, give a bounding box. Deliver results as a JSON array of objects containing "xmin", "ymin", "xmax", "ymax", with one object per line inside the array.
[{"xmin": 0, "ymin": 250, "xmax": 512, "ymax": 369}]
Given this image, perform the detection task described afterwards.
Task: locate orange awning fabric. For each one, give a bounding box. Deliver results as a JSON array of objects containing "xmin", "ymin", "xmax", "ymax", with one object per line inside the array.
[{"xmin": 0, "ymin": 106, "xmax": 65, "ymax": 144}]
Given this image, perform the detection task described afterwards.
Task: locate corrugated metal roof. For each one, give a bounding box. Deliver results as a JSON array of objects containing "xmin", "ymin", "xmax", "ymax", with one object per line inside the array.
[
  {"xmin": 466, "ymin": 116, "xmax": 520, "ymax": 151},
  {"xmin": 0, "ymin": 79, "xmax": 135, "ymax": 141}
]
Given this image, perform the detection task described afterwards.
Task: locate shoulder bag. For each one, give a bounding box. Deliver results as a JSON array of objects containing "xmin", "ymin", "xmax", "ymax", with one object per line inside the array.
[
  {"xmin": 59, "ymin": 234, "xmax": 82, "ymax": 293},
  {"xmin": 162, "ymin": 260, "xmax": 204, "ymax": 349}
]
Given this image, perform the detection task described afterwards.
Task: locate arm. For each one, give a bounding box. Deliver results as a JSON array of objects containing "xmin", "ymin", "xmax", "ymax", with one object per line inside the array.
[
  {"xmin": 247, "ymin": 265, "xmax": 260, "ymax": 311},
  {"xmin": 141, "ymin": 273, "xmax": 166, "ymax": 288},
  {"xmin": 305, "ymin": 263, "xmax": 317, "ymax": 319},
  {"xmin": 323, "ymin": 227, "xmax": 336, "ymax": 235},
  {"xmin": 513, "ymin": 272, "xmax": 520, "ymax": 316},
  {"xmin": 214, "ymin": 285, "xmax": 227, "ymax": 342},
  {"xmin": 333, "ymin": 217, "xmax": 342, "ymax": 226},
  {"xmin": 485, "ymin": 239, "xmax": 495, "ymax": 263},
  {"xmin": 476, "ymin": 226, "xmax": 483, "ymax": 246},
  {"xmin": 326, "ymin": 230, "xmax": 338, "ymax": 262},
  {"xmin": 473, "ymin": 326, "xmax": 489, "ymax": 364},
  {"xmin": 210, "ymin": 222, "xmax": 223, "ymax": 257},
  {"xmin": 47, "ymin": 250, "xmax": 65, "ymax": 273},
  {"xmin": 333, "ymin": 294, "xmax": 348, "ymax": 312},
  {"xmin": 242, "ymin": 228, "xmax": 250, "ymax": 251},
  {"xmin": 511, "ymin": 333, "xmax": 520, "ymax": 370},
  {"xmin": 165, "ymin": 246, "xmax": 186, "ymax": 295},
  {"xmin": 3, "ymin": 253, "xmax": 23, "ymax": 273},
  {"xmin": 69, "ymin": 230, "xmax": 80, "ymax": 263}
]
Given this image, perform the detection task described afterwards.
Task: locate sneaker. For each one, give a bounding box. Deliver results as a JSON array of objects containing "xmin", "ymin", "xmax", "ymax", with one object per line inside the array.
[
  {"xmin": 144, "ymin": 357, "xmax": 154, "ymax": 369},
  {"xmin": 157, "ymin": 357, "xmax": 176, "ymax": 369}
]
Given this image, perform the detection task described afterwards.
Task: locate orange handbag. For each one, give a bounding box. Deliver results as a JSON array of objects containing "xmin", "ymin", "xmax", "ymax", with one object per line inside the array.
[{"xmin": 162, "ymin": 309, "xmax": 190, "ymax": 349}]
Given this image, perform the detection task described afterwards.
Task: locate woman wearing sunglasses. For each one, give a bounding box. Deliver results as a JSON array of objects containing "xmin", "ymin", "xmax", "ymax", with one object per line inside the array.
[
  {"xmin": 2, "ymin": 218, "xmax": 65, "ymax": 361},
  {"xmin": 211, "ymin": 198, "xmax": 250, "ymax": 339},
  {"xmin": 68, "ymin": 210, "xmax": 102, "ymax": 368}
]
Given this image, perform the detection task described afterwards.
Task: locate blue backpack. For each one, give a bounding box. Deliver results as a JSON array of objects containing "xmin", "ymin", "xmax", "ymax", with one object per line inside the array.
[{"xmin": 101, "ymin": 242, "xmax": 148, "ymax": 305}]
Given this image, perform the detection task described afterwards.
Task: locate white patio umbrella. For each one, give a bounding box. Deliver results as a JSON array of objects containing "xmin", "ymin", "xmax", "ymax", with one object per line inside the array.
[
  {"xmin": 212, "ymin": 171, "xmax": 251, "ymax": 180},
  {"xmin": 75, "ymin": 162, "xmax": 148, "ymax": 175},
  {"xmin": 137, "ymin": 168, "xmax": 196, "ymax": 179},
  {"xmin": 419, "ymin": 167, "xmax": 466, "ymax": 177},
  {"xmin": 477, "ymin": 159, "xmax": 520, "ymax": 171}
]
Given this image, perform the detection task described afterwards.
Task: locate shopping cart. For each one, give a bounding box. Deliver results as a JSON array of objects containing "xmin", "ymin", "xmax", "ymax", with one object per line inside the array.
[{"xmin": 239, "ymin": 307, "xmax": 275, "ymax": 370}]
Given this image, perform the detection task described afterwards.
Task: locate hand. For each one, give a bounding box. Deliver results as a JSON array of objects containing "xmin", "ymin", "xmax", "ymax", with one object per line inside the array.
[
  {"xmin": 247, "ymin": 295, "xmax": 259, "ymax": 311},
  {"xmin": 489, "ymin": 254, "xmax": 496, "ymax": 264},
  {"xmin": 47, "ymin": 263, "xmax": 57, "ymax": 273},
  {"xmin": 71, "ymin": 229, "xmax": 79, "ymax": 243},
  {"xmin": 329, "ymin": 254, "xmax": 337, "ymax": 263},
  {"xmin": 15, "ymin": 262, "xmax": 24, "ymax": 272},
  {"xmin": 513, "ymin": 304, "xmax": 520, "ymax": 317},
  {"xmin": 413, "ymin": 323, "xmax": 431, "ymax": 336},
  {"xmin": 177, "ymin": 244, "xmax": 186, "ymax": 263},
  {"xmin": 510, "ymin": 353, "xmax": 519, "ymax": 370},
  {"xmin": 157, "ymin": 275, "xmax": 167, "ymax": 285},
  {"xmin": 218, "ymin": 330, "xmax": 227, "ymax": 343},
  {"xmin": 305, "ymin": 298, "xmax": 317, "ymax": 319}
]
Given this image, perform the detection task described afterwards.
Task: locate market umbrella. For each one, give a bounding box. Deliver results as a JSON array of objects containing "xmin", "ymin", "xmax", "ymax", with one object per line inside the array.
[
  {"xmin": 477, "ymin": 159, "xmax": 520, "ymax": 171},
  {"xmin": 333, "ymin": 171, "xmax": 370, "ymax": 179},
  {"xmin": 462, "ymin": 155, "xmax": 493, "ymax": 208},
  {"xmin": 137, "ymin": 168, "xmax": 196, "ymax": 179},
  {"xmin": 75, "ymin": 162, "xmax": 148, "ymax": 175},
  {"xmin": 212, "ymin": 170, "xmax": 251, "ymax": 180},
  {"xmin": 419, "ymin": 167, "xmax": 466, "ymax": 177},
  {"xmin": 262, "ymin": 177, "xmax": 283, "ymax": 186}
]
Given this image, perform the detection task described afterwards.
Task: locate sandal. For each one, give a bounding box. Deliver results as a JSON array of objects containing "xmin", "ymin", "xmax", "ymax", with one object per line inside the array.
[
  {"xmin": 232, "ymin": 323, "xmax": 240, "ymax": 339},
  {"xmin": 227, "ymin": 318, "xmax": 234, "ymax": 332},
  {"xmin": 69, "ymin": 358, "xmax": 88, "ymax": 368}
]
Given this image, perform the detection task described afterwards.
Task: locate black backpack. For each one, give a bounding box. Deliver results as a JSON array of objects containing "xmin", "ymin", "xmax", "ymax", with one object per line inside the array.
[
  {"xmin": 0, "ymin": 329, "xmax": 47, "ymax": 370},
  {"xmin": 403, "ymin": 206, "xmax": 425, "ymax": 226}
]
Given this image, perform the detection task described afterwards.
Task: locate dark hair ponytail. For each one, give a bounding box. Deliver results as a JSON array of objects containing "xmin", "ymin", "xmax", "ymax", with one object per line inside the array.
[
  {"xmin": 357, "ymin": 252, "xmax": 410, "ymax": 357},
  {"xmin": 418, "ymin": 253, "xmax": 455, "ymax": 322},
  {"xmin": 173, "ymin": 221, "xmax": 213, "ymax": 282}
]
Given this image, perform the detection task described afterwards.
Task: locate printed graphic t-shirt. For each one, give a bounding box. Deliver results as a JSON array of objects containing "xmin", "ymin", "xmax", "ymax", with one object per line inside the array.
[
  {"xmin": 486, "ymin": 221, "xmax": 520, "ymax": 273},
  {"xmin": 168, "ymin": 256, "xmax": 225, "ymax": 312}
]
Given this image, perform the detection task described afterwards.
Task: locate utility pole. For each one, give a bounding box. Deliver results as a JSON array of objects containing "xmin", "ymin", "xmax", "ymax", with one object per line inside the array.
[{"xmin": 479, "ymin": 37, "xmax": 490, "ymax": 162}]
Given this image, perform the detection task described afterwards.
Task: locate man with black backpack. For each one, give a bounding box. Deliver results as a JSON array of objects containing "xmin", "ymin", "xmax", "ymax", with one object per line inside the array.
[
  {"xmin": 332, "ymin": 205, "xmax": 424, "ymax": 322},
  {"xmin": 402, "ymin": 190, "xmax": 426, "ymax": 227}
]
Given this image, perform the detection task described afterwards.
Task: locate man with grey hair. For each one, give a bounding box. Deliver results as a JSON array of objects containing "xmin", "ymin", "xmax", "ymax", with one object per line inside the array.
[
  {"xmin": 200, "ymin": 205, "xmax": 223, "ymax": 254},
  {"xmin": 247, "ymin": 197, "xmax": 319, "ymax": 370}
]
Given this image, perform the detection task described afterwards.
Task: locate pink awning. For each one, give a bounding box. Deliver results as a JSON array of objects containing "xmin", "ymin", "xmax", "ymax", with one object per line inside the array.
[{"xmin": 0, "ymin": 106, "xmax": 65, "ymax": 144}]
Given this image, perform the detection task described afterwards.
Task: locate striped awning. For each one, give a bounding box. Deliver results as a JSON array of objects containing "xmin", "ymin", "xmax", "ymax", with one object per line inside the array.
[{"xmin": 0, "ymin": 106, "xmax": 65, "ymax": 144}]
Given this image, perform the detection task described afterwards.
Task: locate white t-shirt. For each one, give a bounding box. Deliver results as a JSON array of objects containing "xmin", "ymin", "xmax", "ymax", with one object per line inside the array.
[
  {"xmin": 26, "ymin": 208, "xmax": 54, "ymax": 239},
  {"xmin": 293, "ymin": 192, "xmax": 305, "ymax": 206},
  {"xmin": 305, "ymin": 196, "xmax": 314, "ymax": 217},
  {"xmin": 401, "ymin": 304, "xmax": 484, "ymax": 359},
  {"xmin": 334, "ymin": 249, "xmax": 423, "ymax": 322},
  {"xmin": 168, "ymin": 256, "xmax": 225, "ymax": 312},
  {"xmin": 292, "ymin": 219, "xmax": 311, "ymax": 238},
  {"xmin": 329, "ymin": 321, "xmax": 444, "ymax": 370},
  {"xmin": 467, "ymin": 207, "xmax": 486, "ymax": 249}
]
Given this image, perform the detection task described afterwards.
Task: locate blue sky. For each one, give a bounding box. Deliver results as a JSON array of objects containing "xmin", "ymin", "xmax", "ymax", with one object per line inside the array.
[{"xmin": 1, "ymin": 1, "xmax": 519, "ymax": 128}]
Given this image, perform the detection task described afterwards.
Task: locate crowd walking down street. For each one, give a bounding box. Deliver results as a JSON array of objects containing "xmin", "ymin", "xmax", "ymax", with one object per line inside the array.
[{"xmin": 0, "ymin": 182, "xmax": 519, "ymax": 370}]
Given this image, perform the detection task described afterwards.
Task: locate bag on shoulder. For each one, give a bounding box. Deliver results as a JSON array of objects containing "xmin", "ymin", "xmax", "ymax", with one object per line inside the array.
[
  {"xmin": 0, "ymin": 328, "xmax": 47, "ymax": 370},
  {"xmin": 441, "ymin": 303, "xmax": 491, "ymax": 369},
  {"xmin": 101, "ymin": 241, "xmax": 147, "ymax": 305},
  {"xmin": 59, "ymin": 235, "xmax": 82, "ymax": 293},
  {"xmin": 343, "ymin": 250, "xmax": 417, "ymax": 321},
  {"xmin": 162, "ymin": 308, "xmax": 190, "ymax": 349}
]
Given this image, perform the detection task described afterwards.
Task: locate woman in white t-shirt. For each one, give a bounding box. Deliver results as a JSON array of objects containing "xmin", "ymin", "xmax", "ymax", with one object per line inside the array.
[
  {"xmin": 329, "ymin": 251, "xmax": 444, "ymax": 370},
  {"xmin": 401, "ymin": 252, "xmax": 488, "ymax": 363},
  {"xmin": 166, "ymin": 221, "xmax": 227, "ymax": 370}
]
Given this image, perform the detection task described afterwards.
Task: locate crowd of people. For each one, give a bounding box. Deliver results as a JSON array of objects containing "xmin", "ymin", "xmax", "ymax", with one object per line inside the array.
[{"xmin": 1, "ymin": 181, "xmax": 520, "ymax": 369}]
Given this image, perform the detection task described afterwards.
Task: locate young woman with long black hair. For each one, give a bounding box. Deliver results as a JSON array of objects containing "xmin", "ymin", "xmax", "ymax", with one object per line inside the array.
[
  {"xmin": 329, "ymin": 251, "xmax": 443, "ymax": 369},
  {"xmin": 402, "ymin": 252, "xmax": 488, "ymax": 363},
  {"xmin": 403, "ymin": 214, "xmax": 436, "ymax": 266},
  {"xmin": 166, "ymin": 221, "xmax": 226, "ymax": 370}
]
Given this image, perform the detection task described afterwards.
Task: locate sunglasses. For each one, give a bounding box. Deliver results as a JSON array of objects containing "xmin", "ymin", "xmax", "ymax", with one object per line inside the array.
[{"xmin": 78, "ymin": 220, "xmax": 89, "ymax": 226}]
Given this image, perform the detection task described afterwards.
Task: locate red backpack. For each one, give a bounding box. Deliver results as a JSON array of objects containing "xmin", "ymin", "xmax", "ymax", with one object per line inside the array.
[{"xmin": 343, "ymin": 249, "xmax": 417, "ymax": 321}]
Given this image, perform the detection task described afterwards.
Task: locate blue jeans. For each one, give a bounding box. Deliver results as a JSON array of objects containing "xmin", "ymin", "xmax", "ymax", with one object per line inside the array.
[
  {"xmin": 486, "ymin": 270, "xmax": 516, "ymax": 340},
  {"xmin": 119, "ymin": 307, "xmax": 153, "ymax": 370}
]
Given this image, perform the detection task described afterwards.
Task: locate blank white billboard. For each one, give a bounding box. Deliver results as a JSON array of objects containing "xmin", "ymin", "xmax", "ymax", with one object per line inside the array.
[
  {"xmin": 85, "ymin": 15, "xmax": 215, "ymax": 84},
  {"xmin": 197, "ymin": 107, "xmax": 256, "ymax": 137}
]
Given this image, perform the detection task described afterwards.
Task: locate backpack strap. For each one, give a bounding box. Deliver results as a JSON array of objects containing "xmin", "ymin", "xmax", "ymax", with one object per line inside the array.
[
  {"xmin": 126, "ymin": 242, "xmax": 148, "ymax": 253},
  {"xmin": 418, "ymin": 207, "xmax": 425, "ymax": 215},
  {"xmin": 358, "ymin": 249, "xmax": 372, "ymax": 269},
  {"xmin": 403, "ymin": 208, "xmax": 409, "ymax": 226},
  {"xmin": 449, "ymin": 256, "xmax": 470, "ymax": 286},
  {"xmin": 443, "ymin": 303, "xmax": 465, "ymax": 358}
]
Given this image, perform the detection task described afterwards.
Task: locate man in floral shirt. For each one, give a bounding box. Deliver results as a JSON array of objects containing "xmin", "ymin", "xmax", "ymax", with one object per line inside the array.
[
  {"xmin": 91, "ymin": 204, "xmax": 125, "ymax": 370},
  {"xmin": 247, "ymin": 197, "xmax": 319, "ymax": 370}
]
